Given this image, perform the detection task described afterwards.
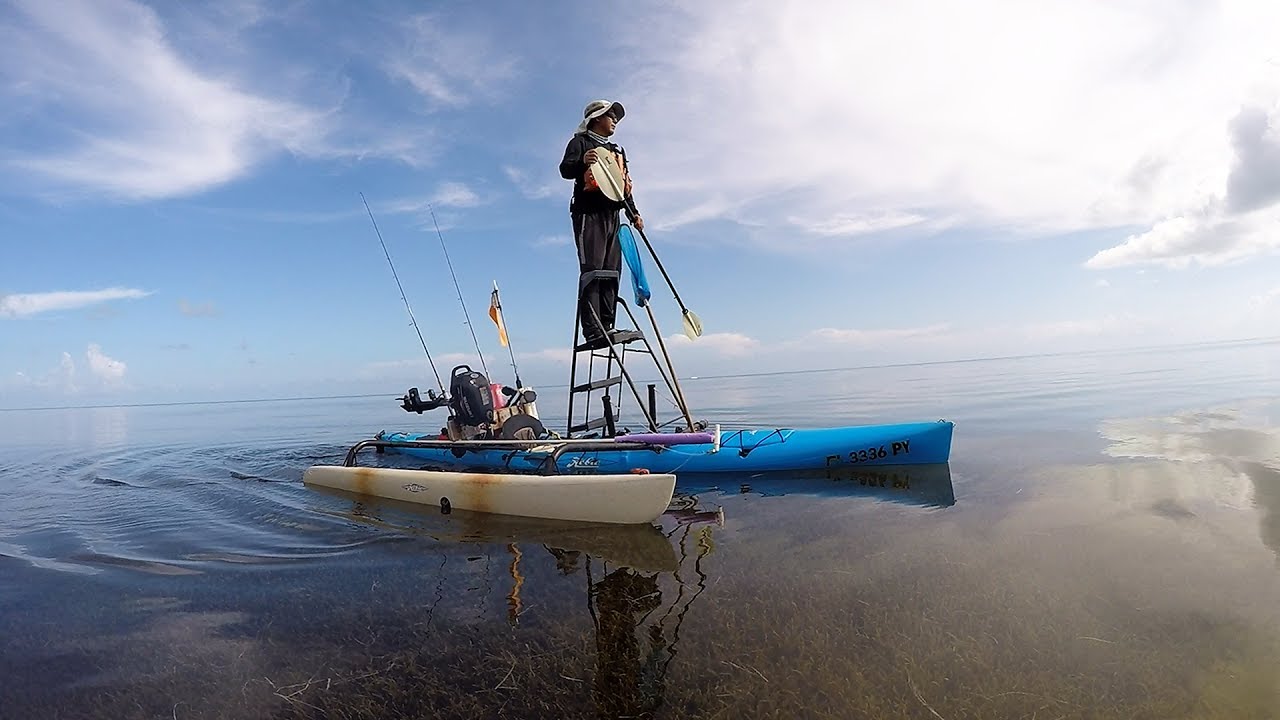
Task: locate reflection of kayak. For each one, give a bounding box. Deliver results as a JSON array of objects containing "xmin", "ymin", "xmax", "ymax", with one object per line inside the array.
[
  {"xmin": 378, "ymin": 420, "xmax": 955, "ymax": 475},
  {"xmin": 306, "ymin": 483, "xmax": 684, "ymax": 572},
  {"xmin": 302, "ymin": 465, "xmax": 675, "ymax": 525},
  {"xmin": 676, "ymin": 463, "xmax": 957, "ymax": 508}
]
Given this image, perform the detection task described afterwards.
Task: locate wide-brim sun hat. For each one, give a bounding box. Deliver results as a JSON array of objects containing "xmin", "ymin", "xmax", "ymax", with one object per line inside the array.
[{"xmin": 576, "ymin": 100, "xmax": 625, "ymax": 133}]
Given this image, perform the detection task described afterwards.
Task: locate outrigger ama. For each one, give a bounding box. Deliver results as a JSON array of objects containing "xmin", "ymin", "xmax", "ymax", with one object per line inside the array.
[{"xmin": 304, "ymin": 193, "xmax": 703, "ymax": 524}]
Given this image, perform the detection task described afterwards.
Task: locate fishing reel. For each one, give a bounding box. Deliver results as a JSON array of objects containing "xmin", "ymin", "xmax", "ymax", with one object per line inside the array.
[{"xmin": 400, "ymin": 387, "xmax": 448, "ymax": 414}]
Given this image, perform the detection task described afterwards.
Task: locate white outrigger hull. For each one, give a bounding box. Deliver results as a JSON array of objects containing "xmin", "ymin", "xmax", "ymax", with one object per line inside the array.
[{"xmin": 303, "ymin": 465, "xmax": 676, "ymax": 525}]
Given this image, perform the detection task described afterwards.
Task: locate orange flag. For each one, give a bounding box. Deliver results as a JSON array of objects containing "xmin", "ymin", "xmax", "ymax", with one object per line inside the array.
[{"xmin": 489, "ymin": 282, "xmax": 509, "ymax": 347}]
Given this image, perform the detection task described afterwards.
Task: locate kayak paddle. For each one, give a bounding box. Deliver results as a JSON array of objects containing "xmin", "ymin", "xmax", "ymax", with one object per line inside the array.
[{"xmin": 589, "ymin": 151, "xmax": 704, "ymax": 340}]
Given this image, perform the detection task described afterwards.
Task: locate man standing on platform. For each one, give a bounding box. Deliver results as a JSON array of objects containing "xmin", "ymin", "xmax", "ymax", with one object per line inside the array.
[{"xmin": 559, "ymin": 99, "xmax": 644, "ymax": 349}]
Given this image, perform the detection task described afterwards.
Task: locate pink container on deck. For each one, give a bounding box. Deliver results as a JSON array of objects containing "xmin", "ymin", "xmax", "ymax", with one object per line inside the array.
[{"xmin": 490, "ymin": 383, "xmax": 507, "ymax": 410}]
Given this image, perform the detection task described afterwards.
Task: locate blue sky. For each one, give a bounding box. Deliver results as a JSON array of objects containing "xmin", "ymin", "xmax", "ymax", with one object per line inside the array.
[{"xmin": 3, "ymin": 0, "xmax": 1280, "ymax": 408}]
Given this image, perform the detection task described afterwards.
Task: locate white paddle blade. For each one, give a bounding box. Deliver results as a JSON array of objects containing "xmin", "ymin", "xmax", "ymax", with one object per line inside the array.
[
  {"xmin": 682, "ymin": 309, "xmax": 703, "ymax": 339},
  {"xmin": 590, "ymin": 151, "xmax": 628, "ymax": 202}
]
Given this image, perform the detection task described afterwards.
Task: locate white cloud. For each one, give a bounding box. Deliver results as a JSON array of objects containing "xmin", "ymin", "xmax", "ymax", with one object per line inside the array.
[
  {"xmin": 793, "ymin": 211, "xmax": 929, "ymax": 237},
  {"xmin": 8, "ymin": 345, "xmax": 126, "ymax": 396},
  {"xmin": 1022, "ymin": 314, "xmax": 1145, "ymax": 341},
  {"xmin": 666, "ymin": 332, "xmax": 760, "ymax": 357},
  {"xmin": 430, "ymin": 182, "xmax": 481, "ymax": 208},
  {"xmin": 386, "ymin": 14, "xmax": 516, "ymax": 107},
  {"xmin": 1086, "ymin": 103, "xmax": 1280, "ymax": 269},
  {"xmin": 517, "ymin": 347, "xmax": 572, "ymax": 365},
  {"xmin": 1249, "ymin": 287, "xmax": 1280, "ymax": 308},
  {"xmin": 0, "ymin": 0, "xmax": 329, "ymax": 200},
  {"xmin": 504, "ymin": 166, "xmax": 559, "ymax": 200},
  {"xmin": 86, "ymin": 343, "xmax": 126, "ymax": 384},
  {"xmin": 1086, "ymin": 205, "xmax": 1280, "ymax": 269},
  {"xmin": 358, "ymin": 352, "xmax": 483, "ymax": 380},
  {"xmin": 531, "ymin": 235, "xmax": 572, "ymax": 249},
  {"xmin": 620, "ymin": 0, "xmax": 1280, "ymax": 263},
  {"xmin": 1225, "ymin": 105, "xmax": 1280, "ymax": 213},
  {"xmin": 58, "ymin": 352, "xmax": 77, "ymax": 393},
  {"xmin": 803, "ymin": 324, "xmax": 951, "ymax": 346},
  {"xmin": 385, "ymin": 182, "xmax": 483, "ymax": 215},
  {"xmin": 0, "ymin": 287, "xmax": 150, "ymax": 318}
]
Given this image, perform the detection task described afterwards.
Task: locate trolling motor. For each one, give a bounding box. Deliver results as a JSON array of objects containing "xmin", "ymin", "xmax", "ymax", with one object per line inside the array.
[
  {"xmin": 449, "ymin": 365, "xmax": 495, "ymax": 427},
  {"xmin": 398, "ymin": 367, "xmax": 547, "ymax": 442},
  {"xmin": 447, "ymin": 365, "xmax": 548, "ymax": 441},
  {"xmin": 400, "ymin": 387, "xmax": 448, "ymax": 413}
]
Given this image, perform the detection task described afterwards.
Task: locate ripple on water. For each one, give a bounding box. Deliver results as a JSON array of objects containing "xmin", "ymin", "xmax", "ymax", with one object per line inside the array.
[{"xmin": 0, "ymin": 443, "xmax": 413, "ymax": 575}]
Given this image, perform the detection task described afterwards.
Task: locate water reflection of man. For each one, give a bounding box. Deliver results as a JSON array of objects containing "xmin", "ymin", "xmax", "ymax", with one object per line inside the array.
[
  {"xmin": 592, "ymin": 566, "xmax": 664, "ymax": 718},
  {"xmin": 546, "ymin": 546, "xmax": 583, "ymax": 574},
  {"xmin": 1247, "ymin": 463, "xmax": 1280, "ymax": 562}
]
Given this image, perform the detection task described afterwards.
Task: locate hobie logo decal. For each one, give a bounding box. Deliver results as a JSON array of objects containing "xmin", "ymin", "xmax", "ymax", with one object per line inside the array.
[
  {"xmin": 565, "ymin": 456, "xmax": 599, "ymax": 471},
  {"xmin": 401, "ymin": 483, "xmax": 428, "ymax": 493}
]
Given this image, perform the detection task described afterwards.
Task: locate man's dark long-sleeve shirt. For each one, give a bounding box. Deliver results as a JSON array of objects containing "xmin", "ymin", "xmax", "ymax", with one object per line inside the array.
[{"xmin": 559, "ymin": 134, "xmax": 634, "ymax": 216}]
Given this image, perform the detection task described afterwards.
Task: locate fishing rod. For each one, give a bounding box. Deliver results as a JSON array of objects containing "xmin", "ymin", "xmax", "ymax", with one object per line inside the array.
[
  {"xmin": 429, "ymin": 207, "xmax": 490, "ymax": 380},
  {"xmin": 361, "ymin": 192, "xmax": 445, "ymax": 395}
]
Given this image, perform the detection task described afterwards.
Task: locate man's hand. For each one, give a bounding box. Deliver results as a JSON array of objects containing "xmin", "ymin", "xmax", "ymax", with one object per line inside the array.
[
  {"xmin": 583, "ymin": 148, "xmax": 599, "ymax": 164},
  {"xmin": 634, "ymin": 215, "xmax": 644, "ymax": 231}
]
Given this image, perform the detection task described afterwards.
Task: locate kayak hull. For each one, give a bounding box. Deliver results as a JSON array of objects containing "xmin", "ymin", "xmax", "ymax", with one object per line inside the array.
[
  {"xmin": 380, "ymin": 420, "xmax": 954, "ymax": 475},
  {"xmin": 303, "ymin": 465, "xmax": 676, "ymax": 524}
]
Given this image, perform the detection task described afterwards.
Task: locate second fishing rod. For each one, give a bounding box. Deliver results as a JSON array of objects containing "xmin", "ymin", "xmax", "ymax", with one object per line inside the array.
[{"xmin": 361, "ymin": 194, "xmax": 518, "ymax": 398}]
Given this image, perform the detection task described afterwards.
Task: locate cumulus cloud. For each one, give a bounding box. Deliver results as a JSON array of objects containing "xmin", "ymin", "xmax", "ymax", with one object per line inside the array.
[
  {"xmin": 10, "ymin": 344, "xmax": 126, "ymax": 395},
  {"xmin": 0, "ymin": 0, "xmax": 329, "ymax": 200},
  {"xmin": 58, "ymin": 352, "xmax": 77, "ymax": 393},
  {"xmin": 1085, "ymin": 203, "xmax": 1280, "ymax": 270},
  {"xmin": 616, "ymin": 0, "xmax": 1280, "ymax": 265},
  {"xmin": 0, "ymin": 287, "xmax": 150, "ymax": 318},
  {"xmin": 1226, "ymin": 106, "xmax": 1280, "ymax": 214},
  {"xmin": 86, "ymin": 343, "xmax": 126, "ymax": 384},
  {"xmin": 1087, "ymin": 103, "xmax": 1280, "ymax": 269}
]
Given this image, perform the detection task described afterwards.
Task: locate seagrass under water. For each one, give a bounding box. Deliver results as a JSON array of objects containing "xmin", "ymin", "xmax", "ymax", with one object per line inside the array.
[{"xmin": 2, "ymin": 339, "xmax": 1279, "ymax": 718}]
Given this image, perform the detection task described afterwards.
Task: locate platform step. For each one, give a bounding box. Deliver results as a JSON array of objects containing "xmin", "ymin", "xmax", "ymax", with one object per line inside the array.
[
  {"xmin": 575, "ymin": 329, "xmax": 645, "ymax": 352},
  {"xmin": 572, "ymin": 376, "xmax": 623, "ymax": 393},
  {"xmin": 569, "ymin": 417, "xmax": 611, "ymax": 433}
]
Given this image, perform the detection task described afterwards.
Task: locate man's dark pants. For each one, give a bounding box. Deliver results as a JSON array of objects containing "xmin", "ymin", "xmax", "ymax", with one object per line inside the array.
[{"xmin": 573, "ymin": 211, "xmax": 621, "ymax": 337}]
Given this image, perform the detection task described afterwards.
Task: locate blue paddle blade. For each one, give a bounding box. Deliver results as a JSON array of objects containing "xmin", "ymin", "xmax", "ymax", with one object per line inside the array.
[{"xmin": 618, "ymin": 225, "xmax": 652, "ymax": 307}]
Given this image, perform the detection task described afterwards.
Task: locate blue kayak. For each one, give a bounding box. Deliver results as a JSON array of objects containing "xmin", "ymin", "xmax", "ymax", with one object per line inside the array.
[{"xmin": 379, "ymin": 420, "xmax": 954, "ymax": 475}]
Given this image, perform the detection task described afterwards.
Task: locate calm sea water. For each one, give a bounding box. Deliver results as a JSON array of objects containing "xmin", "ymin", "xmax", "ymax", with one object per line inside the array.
[{"xmin": 2, "ymin": 339, "xmax": 1279, "ymax": 719}]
